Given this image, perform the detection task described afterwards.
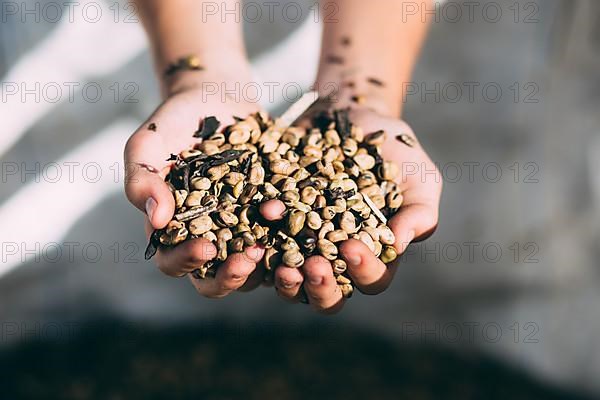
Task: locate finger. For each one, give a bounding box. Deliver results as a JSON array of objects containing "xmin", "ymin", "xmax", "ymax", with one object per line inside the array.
[
  {"xmin": 340, "ymin": 239, "xmax": 394, "ymax": 295},
  {"xmin": 259, "ymin": 199, "xmax": 286, "ymax": 221},
  {"xmin": 238, "ymin": 259, "xmax": 266, "ymax": 292},
  {"xmin": 124, "ymin": 133, "xmax": 175, "ymax": 229},
  {"xmin": 392, "ymin": 160, "xmax": 442, "ymax": 249},
  {"xmin": 302, "ymin": 256, "xmax": 345, "ymax": 314},
  {"xmin": 154, "ymin": 237, "xmax": 217, "ymax": 278},
  {"xmin": 190, "ymin": 246, "xmax": 264, "ymax": 298},
  {"xmin": 388, "ymin": 202, "xmax": 439, "ymax": 254},
  {"xmin": 274, "ymin": 266, "xmax": 304, "ymax": 302},
  {"xmin": 216, "ymin": 246, "xmax": 264, "ymax": 291}
]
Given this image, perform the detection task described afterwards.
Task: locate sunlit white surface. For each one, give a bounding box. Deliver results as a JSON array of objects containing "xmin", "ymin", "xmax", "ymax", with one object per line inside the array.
[
  {"xmin": 0, "ymin": 0, "xmax": 146, "ymax": 157},
  {"xmin": 0, "ymin": 119, "xmax": 137, "ymax": 277}
]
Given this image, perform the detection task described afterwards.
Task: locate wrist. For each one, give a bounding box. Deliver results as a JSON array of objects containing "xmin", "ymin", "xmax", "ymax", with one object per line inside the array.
[
  {"xmin": 314, "ymin": 69, "xmax": 402, "ymax": 118},
  {"xmin": 160, "ymin": 50, "xmax": 253, "ymax": 99}
]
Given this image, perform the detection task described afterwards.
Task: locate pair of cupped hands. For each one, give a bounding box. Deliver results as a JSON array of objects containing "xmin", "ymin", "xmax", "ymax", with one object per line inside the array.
[{"xmin": 124, "ymin": 85, "xmax": 442, "ymax": 314}]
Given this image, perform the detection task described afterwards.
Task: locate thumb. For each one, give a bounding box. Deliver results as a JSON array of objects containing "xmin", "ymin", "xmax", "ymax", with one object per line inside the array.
[
  {"xmin": 124, "ymin": 132, "xmax": 175, "ymax": 229},
  {"xmin": 125, "ymin": 165, "xmax": 175, "ymax": 229},
  {"xmin": 388, "ymin": 203, "xmax": 438, "ymax": 254}
]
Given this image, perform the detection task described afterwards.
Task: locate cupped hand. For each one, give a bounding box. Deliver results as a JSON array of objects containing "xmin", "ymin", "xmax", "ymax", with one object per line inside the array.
[
  {"xmin": 124, "ymin": 86, "xmax": 280, "ymax": 297},
  {"xmin": 273, "ymin": 106, "xmax": 443, "ymax": 313}
]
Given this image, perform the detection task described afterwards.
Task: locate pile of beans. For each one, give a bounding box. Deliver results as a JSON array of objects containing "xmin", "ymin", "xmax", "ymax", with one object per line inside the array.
[{"xmin": 146, "ymin": 110, "xmax": 402, "ymax": 298}]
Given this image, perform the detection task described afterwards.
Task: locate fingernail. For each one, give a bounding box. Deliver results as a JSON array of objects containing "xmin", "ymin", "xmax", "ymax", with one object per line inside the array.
[
  {"xmin": 309, "ymin": 276, "xmax": 323, "ymax": 286},
  {"xmin": 280, "ymin": 280, "xmax": 296, "ymax": 289},
  {"xmin": 245, "ymin": 246, "xmax": 264, "ymax": 262},
  {"xmin": 347, "ymin": 255, "xmax": 361, "ymax": 267},
  {"xmin": 145, "ymin": 197, "xmax": 157, "ymax": 221},
  {"xmin": 231, "ymin": 274, "xmax": 244, "ymax": 281}
]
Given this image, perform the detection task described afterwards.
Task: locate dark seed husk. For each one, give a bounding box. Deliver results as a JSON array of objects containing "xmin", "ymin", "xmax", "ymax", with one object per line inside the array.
[
  {"xmin": 334, "ymin": 108, "xmax": 351, "ymax": 140},
  {"xmin": 194, "ymin": 116, "xmax": 221, "ymax": 139},
  {"xmin": 174, "ymin": 203, "xmax": 217, "ymax": 222},
  {"xmin": 144, "ymin": 229, "xmax": 162, "ymax": 260}
]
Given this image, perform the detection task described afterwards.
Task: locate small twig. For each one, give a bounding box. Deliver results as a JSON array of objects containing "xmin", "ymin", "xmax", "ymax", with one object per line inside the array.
[
  {"xmin": 362, "ymin": 193, "xmax": 387, "ymax": 224},
  {"xmin": 175, "ymin": 204, "xmax": 217, "ymax": 222}
]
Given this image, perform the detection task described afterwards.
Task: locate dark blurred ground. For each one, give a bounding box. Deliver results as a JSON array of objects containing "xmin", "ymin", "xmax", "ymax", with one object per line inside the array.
[{"xmin": 0, "ymin": 319, "xmax": 594, "ymax": 400}]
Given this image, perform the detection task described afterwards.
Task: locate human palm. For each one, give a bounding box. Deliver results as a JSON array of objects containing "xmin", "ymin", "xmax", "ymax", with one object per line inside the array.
[
  {"xmin": 124, "ymin": 88, "xmax": 275, "ymax": 297},
  {"xmin": 271, "ymin": 106, "xmax": 442, "ymax": 313}
]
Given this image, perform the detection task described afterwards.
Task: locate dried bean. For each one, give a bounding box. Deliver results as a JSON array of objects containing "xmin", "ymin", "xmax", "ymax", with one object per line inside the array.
[{"xmin": 282, "ymin": 250, "xmax": 304, "ymax": 268}]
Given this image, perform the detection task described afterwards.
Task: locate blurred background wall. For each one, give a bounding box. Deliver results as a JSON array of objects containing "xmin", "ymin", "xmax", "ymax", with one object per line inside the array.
[{"xmin": 1, "ymin": 0, "xmax": 600, "ymax": 398}]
